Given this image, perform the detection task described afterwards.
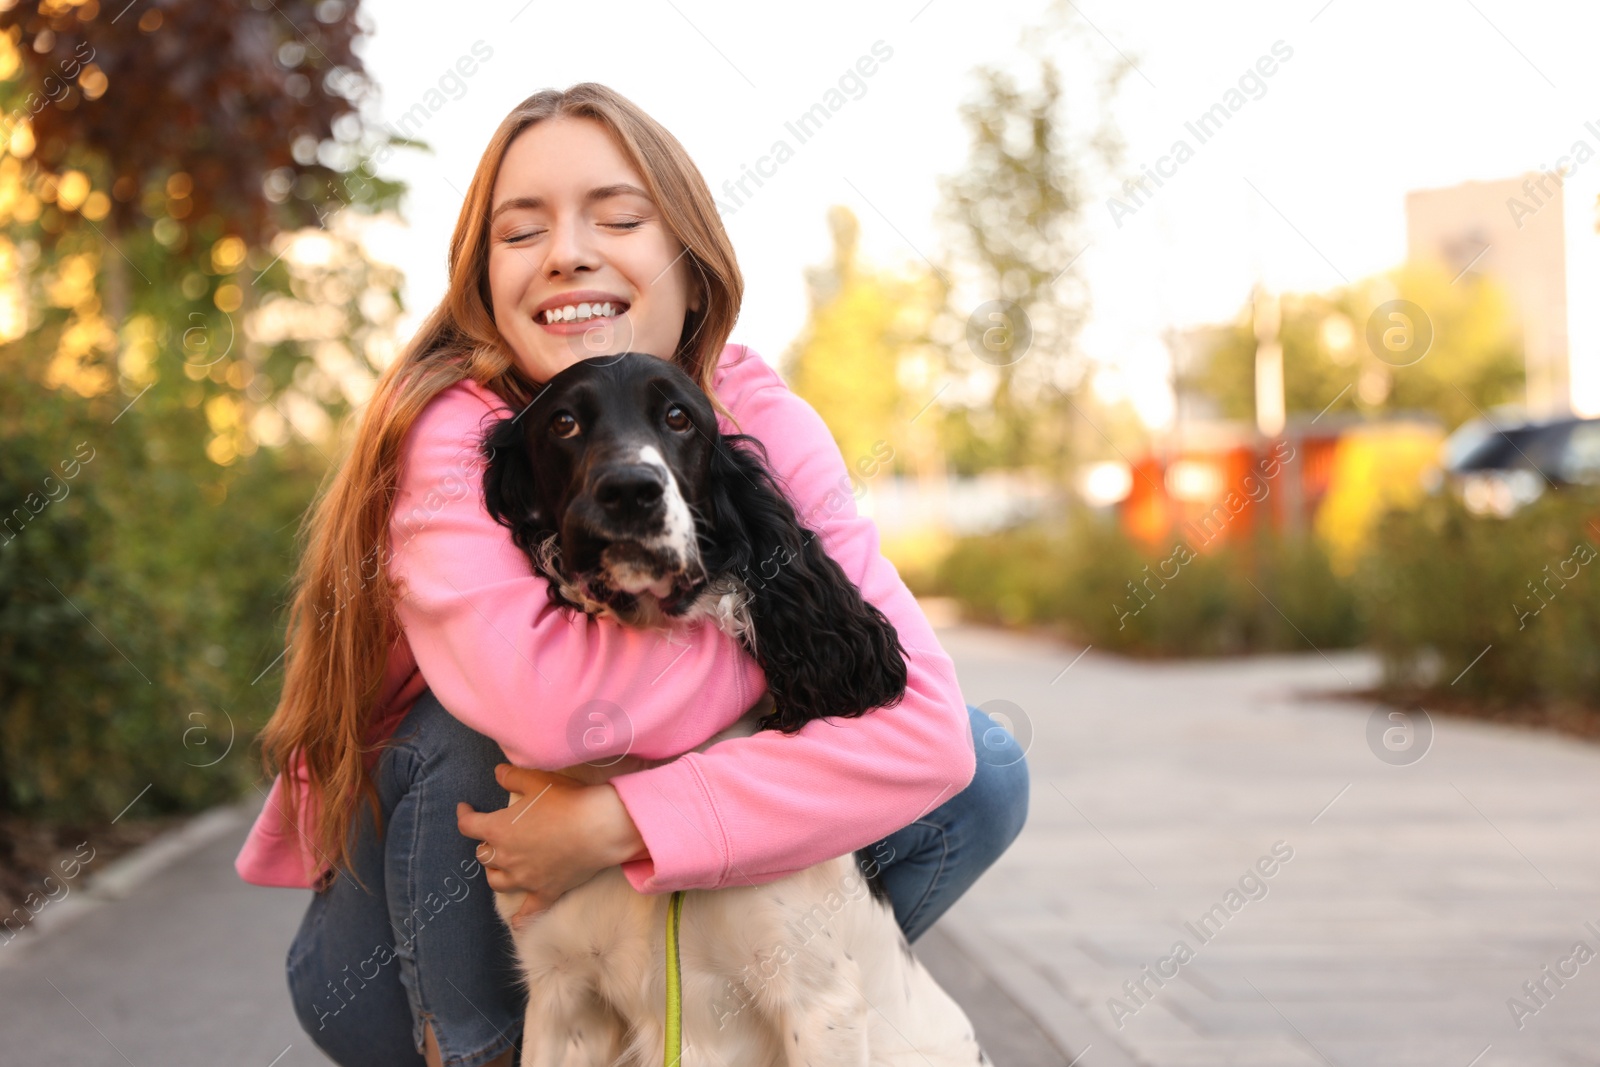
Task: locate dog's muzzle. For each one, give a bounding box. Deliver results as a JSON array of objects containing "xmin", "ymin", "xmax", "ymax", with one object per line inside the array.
[{"xmin": 563, "ymin": 455, "xmax": 705, "ymax": 613}]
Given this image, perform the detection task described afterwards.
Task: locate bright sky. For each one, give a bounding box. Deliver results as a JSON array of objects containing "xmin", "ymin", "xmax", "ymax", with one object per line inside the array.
[{"xmin": 350, "ymin": 0, "xmax": 1600, "ymax": 426}]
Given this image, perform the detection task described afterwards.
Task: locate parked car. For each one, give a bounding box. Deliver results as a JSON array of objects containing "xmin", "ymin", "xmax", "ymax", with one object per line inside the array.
[{"xmin": 1443, "ymin": 415, "xmax": 1600, "ymax": 516}]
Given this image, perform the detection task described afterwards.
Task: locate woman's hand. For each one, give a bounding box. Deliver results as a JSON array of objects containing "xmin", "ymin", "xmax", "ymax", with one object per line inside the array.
[{"xmin": 456, "ymin": 764, "xmax": 649, "ymax": 930}]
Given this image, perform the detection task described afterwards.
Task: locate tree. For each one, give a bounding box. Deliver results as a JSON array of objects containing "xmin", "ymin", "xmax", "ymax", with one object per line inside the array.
[
  {"xmin": 0, "ymin": 0, "xmax": 403, "ymax": 824},
  {"xmin": 932, "ymin": 15, "xmax": 1127, "ymax": 474},
  {"xmin": 784, "ymin": 206, "xmax": 943, "ymax": 473},
  {"xmin": 1199, "ymin": 261, "xmax": 1525, "ymax": 429},
  {"xmin": 2, "ymin": 0, "xmax": 396, "ymax": 251}
]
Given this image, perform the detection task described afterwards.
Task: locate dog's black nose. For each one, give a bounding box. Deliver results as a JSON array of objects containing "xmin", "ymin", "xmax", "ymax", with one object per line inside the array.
[{"xmin": 593, "ymin": 466, "xmax": 666, "ymax": 522}]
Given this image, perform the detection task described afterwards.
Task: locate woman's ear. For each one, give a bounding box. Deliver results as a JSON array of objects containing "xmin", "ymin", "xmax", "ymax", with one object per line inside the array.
[
  {"xmin": 480, "ymin": 416, "xmax": 551, "ymax": 556},
  {"xmin": 686, "ymin": 254, "xmax": 704, "ymax": 314}
]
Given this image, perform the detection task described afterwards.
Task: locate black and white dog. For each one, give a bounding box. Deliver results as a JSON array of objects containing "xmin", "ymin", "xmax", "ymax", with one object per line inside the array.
[{"xmin": 480, "ymin": 353, "xmax": 987, "ymax": 1066}]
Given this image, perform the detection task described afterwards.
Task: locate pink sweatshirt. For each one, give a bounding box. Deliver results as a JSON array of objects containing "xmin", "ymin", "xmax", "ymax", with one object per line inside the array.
[{"xmin": 233, "ymin": 343, "xmax": 976, "ymax": 894}]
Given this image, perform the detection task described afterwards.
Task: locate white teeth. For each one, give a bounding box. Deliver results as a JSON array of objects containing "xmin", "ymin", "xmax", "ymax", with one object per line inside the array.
[{"xmin": 541, "ymin": 301, "xmax": 624, "ymax": 324}]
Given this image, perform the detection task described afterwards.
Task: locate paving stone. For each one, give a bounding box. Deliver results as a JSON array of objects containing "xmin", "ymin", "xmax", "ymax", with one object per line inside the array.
[{"xmin": 933, "ymin": 623, "xmax": 1600, "ymax": 1067}]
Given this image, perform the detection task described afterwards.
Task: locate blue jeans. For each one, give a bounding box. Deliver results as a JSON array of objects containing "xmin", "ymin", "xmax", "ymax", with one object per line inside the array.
[{"xmin": 285, "ymin": 690, "xmax": 1029, "ymax": 1066}]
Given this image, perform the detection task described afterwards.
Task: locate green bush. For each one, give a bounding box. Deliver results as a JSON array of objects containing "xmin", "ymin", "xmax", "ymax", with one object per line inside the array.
[
  {"xmin": 930, "ymin": 516, "xmax": 1364, "ymax": 656},
  {"xmin": 0, "ymin": 383, "xmax": 319, "ymax": 823},
  {"xmin": 930, "ymin": 489, "xmax": 1600, "ymax": 717},
  {"xmin": 1357, "ymin": 489, "xmax": 1600, "ymax": 705}
]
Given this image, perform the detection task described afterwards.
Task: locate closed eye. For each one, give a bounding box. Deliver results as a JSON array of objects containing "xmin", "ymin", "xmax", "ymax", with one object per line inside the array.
[{"xmin": 506, "ymin": 220, "xmax": 638, "ymax": 243}]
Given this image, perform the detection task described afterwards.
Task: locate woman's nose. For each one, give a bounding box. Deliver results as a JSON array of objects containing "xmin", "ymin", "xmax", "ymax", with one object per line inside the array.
[{"xmin": 541, "ymin": 213, "xmax": 596, "ymax": 276}]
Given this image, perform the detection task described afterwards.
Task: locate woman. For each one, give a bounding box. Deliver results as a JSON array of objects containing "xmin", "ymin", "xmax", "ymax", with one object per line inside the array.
[{"xmin": 237, "ymin": 83, "xmax": 1030, "ymax": 1067}]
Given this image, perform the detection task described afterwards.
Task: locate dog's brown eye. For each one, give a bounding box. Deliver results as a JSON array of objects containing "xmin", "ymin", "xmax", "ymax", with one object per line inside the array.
[
  {"xmin": 664, "ymin": 405, "xmax": 690, "ymax": 432},
  {"xmin": 550, "ymin": 412, "xmax": 580, "ymax": 439}
]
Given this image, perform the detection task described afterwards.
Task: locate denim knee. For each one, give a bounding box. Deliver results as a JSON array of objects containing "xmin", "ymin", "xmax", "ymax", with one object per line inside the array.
[
  {"xmin": 285, "ymin": 816, "xmax": 430, "ymax": 1066},
  {"xmin": 380, "ymin": 691, "xmax": 525, "ymax": 1063},
  {"xmin": 966, "ymin": 703, "xmax": 1031, "ymax": 854},
  {"xmin": 382, "ymin": 691, "xmax": 508, "ymax": 796},
  {"xmin": 285, "ymin": 895, "xmax": 328, "ymax": 1035},
  {"xmin": 872, "ymin": 705, "xmax": 1032, "ymax": 942},
  {"xmin": 284, "ymin": 690, "xmax": 524, "ymax": 1066}
]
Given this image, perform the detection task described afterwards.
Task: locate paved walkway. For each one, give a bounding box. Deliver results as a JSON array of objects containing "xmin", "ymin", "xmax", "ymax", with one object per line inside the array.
[
  {"xmin": 935, "ymin": 623, "xmax": 1600, "ymax": 1067},
  {"xmin": 5, "ymin": 623, "xmax": 1600, "ymax": 1066},
  {"xmin": 0, "ymin": 795, "xmax": 1054, "ymax": 1067},
  {"xmin": 0, "ymin": 803, "xmax": 326, "ymax": 1065}
]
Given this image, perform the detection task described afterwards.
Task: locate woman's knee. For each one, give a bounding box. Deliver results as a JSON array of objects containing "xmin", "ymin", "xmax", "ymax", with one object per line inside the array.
[
  {"xmin": 383, "ymin": 691, "xmax": 509, "ymax": 802},
  {"xmin": 286, "ymin": 908, "xmax": 371, "ymax": 1060},
  {"xmin": 286, "ymin": 951, "xmax": 345, "ymax": 1050},
  {"xmin": 285, "ymin": 915, "xmax": 326, "ymax": 1037},
  {"xmin": 286, "ymin": 890, "xmax": 429, "ymax": 1066},
  {"xmin": 965, "ymin": 704, "xmax": 1031, "ymax": 850}
]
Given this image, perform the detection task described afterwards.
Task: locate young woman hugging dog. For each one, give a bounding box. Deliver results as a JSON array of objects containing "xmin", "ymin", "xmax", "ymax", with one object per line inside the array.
[{"xmin": 235, "ymin": 83, "xmax": 1029, "ymax": 1067}]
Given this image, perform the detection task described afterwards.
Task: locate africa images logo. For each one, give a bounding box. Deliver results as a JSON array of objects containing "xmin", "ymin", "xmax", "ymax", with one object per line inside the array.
[{"xmin": 1106, "ymin": 40, "xmax": 1295, "ymax": 228}]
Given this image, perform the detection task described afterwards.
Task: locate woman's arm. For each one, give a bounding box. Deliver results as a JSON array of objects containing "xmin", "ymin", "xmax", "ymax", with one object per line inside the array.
[
  {"xmin": 387, "ymin": 378, "xmax": 768, "ymax": 770},
  {"xmin": 605, "ymin": 346, "xmax": 977, "ymax": 894}
]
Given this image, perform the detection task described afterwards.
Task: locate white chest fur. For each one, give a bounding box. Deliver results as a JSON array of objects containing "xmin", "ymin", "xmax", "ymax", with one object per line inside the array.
[
  {"xmin": 495, "ymin": 854, "xmax": 986, "ymax": 1066},
  {"xmin": 490, "ymin": 699, "xmax": 988, "ymax": 1066}
]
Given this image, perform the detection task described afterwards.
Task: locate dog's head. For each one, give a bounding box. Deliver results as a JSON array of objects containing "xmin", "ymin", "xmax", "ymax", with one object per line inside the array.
[
  {"xmin": 480, "ymin": 353, "xmax": 718, "ymax": 624},
  {"xmin": 482, "ymin": 351, "xmax": 907, "ymax": 730}
]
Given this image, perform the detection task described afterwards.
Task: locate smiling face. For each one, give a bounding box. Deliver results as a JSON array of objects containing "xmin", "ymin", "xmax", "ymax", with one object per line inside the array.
[{"xmin": 486, "ymin": 117, "xmax": 702, "ymax": 383}]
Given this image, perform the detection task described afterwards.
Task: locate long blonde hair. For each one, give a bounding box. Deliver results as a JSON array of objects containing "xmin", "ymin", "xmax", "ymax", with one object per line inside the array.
[{"xmin": 256, "ymin": 84, "xmax": 744, "ymax": 888}]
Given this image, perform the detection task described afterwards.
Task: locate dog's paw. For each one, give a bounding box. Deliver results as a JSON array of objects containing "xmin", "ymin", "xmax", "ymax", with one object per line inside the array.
[{"xmin": 493, "ymin": 887, "xmax": 529, "ymax": 929}]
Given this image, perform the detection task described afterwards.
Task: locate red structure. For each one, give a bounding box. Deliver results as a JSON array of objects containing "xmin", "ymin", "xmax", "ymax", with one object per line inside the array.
[{"xmin": 1120, "ymin": 430, "xmax": 1343, "ymax": 552}]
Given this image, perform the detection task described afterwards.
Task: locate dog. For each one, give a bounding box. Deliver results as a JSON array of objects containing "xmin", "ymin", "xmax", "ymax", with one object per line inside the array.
[{"xmin": 479, "ymin": 352, "xmax": 988, "ymax": 1066}]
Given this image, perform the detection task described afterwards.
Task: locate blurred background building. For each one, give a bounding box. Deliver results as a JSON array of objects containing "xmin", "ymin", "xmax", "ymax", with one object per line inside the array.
[{"xmin": 1406, "ymin": 175, "xmax": 1570, "ymax": 417}]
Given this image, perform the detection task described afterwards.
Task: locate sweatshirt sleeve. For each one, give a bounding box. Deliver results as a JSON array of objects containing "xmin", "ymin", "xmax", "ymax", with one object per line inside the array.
[
  {"xmin": 608, "ymin": 347, "xmax": 977, "ymax": 893},
  {"xmin": 387, "ymin": 380, "xmax": 765, "ymax": 770}
]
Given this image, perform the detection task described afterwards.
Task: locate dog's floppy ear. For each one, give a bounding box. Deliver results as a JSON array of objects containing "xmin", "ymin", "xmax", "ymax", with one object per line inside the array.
[
  {"xmin": 704, "ymin": 434, "xmax": 908, "ymax": 733},
  {"xmin": 480, "ymin": 415, "xmax": 552, "ymax": 556}
]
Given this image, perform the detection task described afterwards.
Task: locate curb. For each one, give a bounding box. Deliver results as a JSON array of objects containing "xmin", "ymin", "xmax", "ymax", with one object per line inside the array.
[{"xmin": 0, "ymin": 797, "xmax": 255, "ymax": 967}]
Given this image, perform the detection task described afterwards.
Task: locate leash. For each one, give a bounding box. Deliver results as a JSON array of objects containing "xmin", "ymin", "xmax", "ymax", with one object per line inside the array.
[{"xmin": 664, "ymin": 889, "xmax": 685, "ymax": 1066}]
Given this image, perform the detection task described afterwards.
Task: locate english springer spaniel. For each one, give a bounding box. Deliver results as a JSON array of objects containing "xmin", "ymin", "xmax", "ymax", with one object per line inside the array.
[{"xmin": 479, "ymin": 352, "xmax": 988, "ymax": 1066}]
